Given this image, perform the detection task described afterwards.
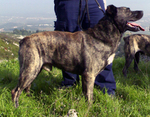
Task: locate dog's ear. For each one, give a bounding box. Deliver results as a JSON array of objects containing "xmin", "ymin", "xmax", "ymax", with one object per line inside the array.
[{"xmin": 106, "ymin": 5, "xmax": 117, "ymax": 17}]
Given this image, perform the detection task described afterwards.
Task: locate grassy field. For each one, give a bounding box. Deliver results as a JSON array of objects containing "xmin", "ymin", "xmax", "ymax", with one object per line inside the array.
[{"xmin": 0, "ymin": 58, "xmax": 150, "ymax": 117}]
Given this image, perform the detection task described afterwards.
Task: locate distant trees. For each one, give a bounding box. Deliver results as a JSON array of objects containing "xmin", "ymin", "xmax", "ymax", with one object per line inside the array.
[
  {"xmin": 36, "ymin": 30, "xmax": 40, "ymax": 33},
  {"xmin": 13, "ymin": 29, "xmax": 34, "ymax": 36},
  {"xmin": 13, "ymin": 29, "xmax": 46, "ymax": 36}
]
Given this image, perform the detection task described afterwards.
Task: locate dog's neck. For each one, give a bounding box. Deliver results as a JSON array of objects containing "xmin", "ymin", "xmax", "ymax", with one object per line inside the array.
[
  {"xmin": 85, "ymin": 15, "xmax": 122, "ymax": 48},
  {"xmin": 104, "ymin": 13, "xmax": 123, "ymax": 34}
]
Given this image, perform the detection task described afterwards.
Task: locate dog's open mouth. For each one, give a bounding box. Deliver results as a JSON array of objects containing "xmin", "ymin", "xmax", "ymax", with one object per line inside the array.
[{"xmin": 127, "ymin": 22, "xmax": 145, "ymax": 31}]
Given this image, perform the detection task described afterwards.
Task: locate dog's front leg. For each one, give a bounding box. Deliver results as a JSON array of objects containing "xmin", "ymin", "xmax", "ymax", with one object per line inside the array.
[{"xmin": 82, "ymin": 72, "xmax": 95, "ymax": 103}]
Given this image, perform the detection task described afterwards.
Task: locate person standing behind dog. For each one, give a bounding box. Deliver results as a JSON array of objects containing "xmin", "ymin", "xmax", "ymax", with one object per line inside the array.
[{"xmin": 54, "ymin": 0, "xmax": 116, "ymax": 95}]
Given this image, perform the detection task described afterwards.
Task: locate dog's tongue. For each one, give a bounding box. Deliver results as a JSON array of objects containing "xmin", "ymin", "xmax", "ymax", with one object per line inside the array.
[{"xmin": 127, "ymin": 22, "xmax": 145, "ymax": 31}]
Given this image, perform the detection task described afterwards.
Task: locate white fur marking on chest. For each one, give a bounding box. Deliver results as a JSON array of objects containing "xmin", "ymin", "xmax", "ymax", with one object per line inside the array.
[{"xmin": 107, "ymin": 53, "xmax": 115, "ymax": 65}]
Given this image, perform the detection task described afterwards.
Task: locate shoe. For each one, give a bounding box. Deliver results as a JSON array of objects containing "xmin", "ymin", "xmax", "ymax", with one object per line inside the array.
[
  {"xmin": 107, "ymin": 90, "xmax": 116, "ymax": 99},
  {"xmin": 108, "ymin": 90, "xmax": 115, "ymax": 96}
]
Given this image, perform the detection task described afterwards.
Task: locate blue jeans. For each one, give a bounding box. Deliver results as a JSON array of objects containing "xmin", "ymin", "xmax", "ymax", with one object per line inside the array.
[{"xmin": 54, "ymin": 0, "xmax": 116, "ymax": 94}]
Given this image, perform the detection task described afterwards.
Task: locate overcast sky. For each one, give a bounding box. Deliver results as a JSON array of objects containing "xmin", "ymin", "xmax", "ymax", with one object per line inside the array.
[{"xmin": 0, "ymin": 0, "xmax": 149, "ymax": 17}]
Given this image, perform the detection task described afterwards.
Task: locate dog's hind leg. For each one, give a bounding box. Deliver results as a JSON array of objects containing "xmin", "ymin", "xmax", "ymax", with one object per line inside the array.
[
  {"xmin": 82, "ymin": 72, "xmax": 95, "ymax": 104},
  {"xmin": 122, "ymin": 54, "xmax": 134, "ymax": 77},
  {"xmin": 134, "ymin": 52, "xmax": 140, "ymax": 72},
  {"xmin": 11, "ymin": 58, "xmax": 43, "ymax": 108},
  {"xmin": 12, "ymin": 67, "xmax": 42, "ymax": 108}
]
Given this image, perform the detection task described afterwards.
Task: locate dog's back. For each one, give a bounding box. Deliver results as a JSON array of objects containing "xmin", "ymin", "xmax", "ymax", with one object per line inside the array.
[{"xmin": 124, "ymin": 34, "xmax": 150, "ymax": 55}]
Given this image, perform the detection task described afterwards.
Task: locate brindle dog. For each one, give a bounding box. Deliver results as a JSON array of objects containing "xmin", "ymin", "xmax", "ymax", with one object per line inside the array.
[
  {"xmin": 122, "ymin": 34, "xmax": 150, "ymax": 77},
  {"xmin": 12, "ymin": 5, "xmax": 143, "ymax": 107}
]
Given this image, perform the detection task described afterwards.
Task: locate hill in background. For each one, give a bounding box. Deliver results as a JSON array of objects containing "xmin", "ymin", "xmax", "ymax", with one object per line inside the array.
[{"xmin": 0, "ymin": 33, "xmax": 19, "ymax": 60}]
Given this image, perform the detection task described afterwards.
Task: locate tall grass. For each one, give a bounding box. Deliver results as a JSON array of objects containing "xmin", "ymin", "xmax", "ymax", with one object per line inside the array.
[{"xmin": 0, "ymin": 58, "xmax": 150, "ymax": 117}]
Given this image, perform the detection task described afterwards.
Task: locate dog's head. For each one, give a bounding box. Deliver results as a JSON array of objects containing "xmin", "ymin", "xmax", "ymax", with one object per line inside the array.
[{"xmin": 106, "ymin": 5, "xmax": 144, "ymax": 32}]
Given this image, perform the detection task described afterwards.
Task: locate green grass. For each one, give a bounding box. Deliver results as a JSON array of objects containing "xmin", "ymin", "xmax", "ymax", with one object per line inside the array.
[{"xmin": 0, "ymin": 58, "xmax": 150, "ymax": 117}]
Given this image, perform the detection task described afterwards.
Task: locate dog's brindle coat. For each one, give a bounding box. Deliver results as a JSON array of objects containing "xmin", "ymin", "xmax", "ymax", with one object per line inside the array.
[
  {"xmin": 123, "ymin": 34, "xmax": 150, "ymax": 77},
  {"xmin": 12, "ymin": 5, "xmax": 143, "ymax": 107}
]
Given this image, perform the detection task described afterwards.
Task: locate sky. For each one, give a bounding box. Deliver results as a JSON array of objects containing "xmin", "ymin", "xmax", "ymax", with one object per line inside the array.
[{"xmin": 0, "ymin": 0, "xmax": 150, "ymax": 17}]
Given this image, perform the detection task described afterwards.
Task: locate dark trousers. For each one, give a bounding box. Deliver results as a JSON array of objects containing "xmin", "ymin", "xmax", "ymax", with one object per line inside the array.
[{"xmin": 54, "ymin": 0, "xmax": 116, "ymax": 94}]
